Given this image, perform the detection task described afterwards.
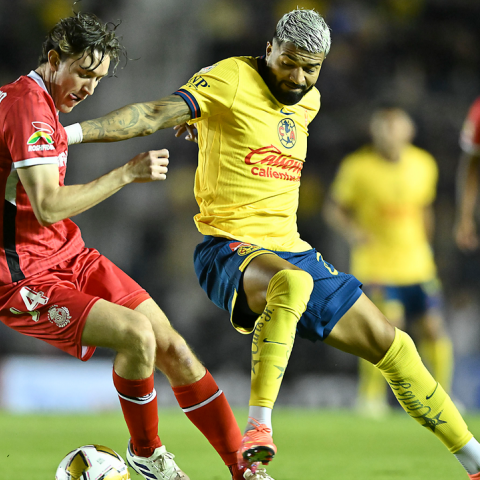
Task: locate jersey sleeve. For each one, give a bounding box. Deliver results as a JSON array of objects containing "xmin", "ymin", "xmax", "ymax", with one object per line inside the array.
[
  {"xmin": 330, "ymin": 156, "xmax": 360, "ymax": 208},
  {"xmin": 460, "ymin": 97, "xmax": 480, "ymax": 155},
  {"xmin": 173, "ymin": 58, "xmax": 240, "ymax": 123},
  {"xmin": 3, "ymin": 90, "xmax": 60, "ymax": 169}
]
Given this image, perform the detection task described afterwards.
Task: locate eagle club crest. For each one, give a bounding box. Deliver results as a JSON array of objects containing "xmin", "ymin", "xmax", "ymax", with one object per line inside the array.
[
  {"xmin": 277, "ymin": 118, "xmax": 297, "ymax": 149},
  {"xmin": 48, "ymin": 305, "xmax": 72, "ymax": 327},
  {"xmin": 229, "ymin": 242, "xmax": 261, "ymax": 256}
]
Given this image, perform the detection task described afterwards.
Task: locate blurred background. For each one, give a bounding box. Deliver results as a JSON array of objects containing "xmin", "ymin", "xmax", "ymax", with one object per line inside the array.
[{"xmin": 1, "ymin": 0, "xmax": 480, "ymax": 412}]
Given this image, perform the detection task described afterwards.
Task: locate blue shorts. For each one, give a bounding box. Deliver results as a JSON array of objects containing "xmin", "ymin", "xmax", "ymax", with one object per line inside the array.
[
  {"xmin": 193, "ymin": 236, "xmax": 363, "ymax": 342},
  {"xmin": 363, "ymin": 280, "xmax": 443, "ymax": 324}
]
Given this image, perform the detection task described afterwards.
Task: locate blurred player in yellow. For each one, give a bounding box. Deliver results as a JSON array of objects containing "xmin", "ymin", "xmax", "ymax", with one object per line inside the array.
[
  {"xmin": 65, "ymin": 9, "xmax": 480, "ymax": 479},
  {"xmin": 324, "ymin": 107, "xmax": 454, "ymax": 416}
]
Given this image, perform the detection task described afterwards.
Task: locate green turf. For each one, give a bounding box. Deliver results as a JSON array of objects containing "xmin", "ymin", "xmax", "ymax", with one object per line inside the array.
[{"xmin": 0, "ymin": 408, "xmax": 479, "ymax": 480}]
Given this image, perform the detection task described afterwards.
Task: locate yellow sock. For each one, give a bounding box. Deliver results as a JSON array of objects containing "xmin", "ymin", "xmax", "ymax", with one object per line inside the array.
[
  {"xmin": 358, "ymin": 358, "xmax": 388, "ymax": 405},
  {"xmin": 419, "ymin": 337, "xmax": 454, "ymax": 394},
  {"xmin": 250, "ymin": 269, "xmax": 314, "ymax": 408},
  {"xmin": 376, "ymin": 328, "xmax": 472, "ymax": 453}
]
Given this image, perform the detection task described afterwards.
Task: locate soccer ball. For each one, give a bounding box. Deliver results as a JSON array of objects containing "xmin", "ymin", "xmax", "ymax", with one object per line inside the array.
[{"xmin": 55, "ymin": 444, "xmax": 131, "ymax": 480}]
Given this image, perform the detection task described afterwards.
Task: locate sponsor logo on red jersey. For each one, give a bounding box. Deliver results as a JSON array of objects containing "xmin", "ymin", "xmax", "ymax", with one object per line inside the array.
[{"xmin": 27, "ymin": 121, "xmax": 55, "ymax": 152}]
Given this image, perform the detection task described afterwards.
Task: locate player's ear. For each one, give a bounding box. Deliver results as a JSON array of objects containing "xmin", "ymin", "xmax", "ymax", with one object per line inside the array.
[
  {"xmin": 266, "ymin": 41, "xmax": 273, "ymax": 58},
  {"xmin": 47, "ymin": 50, "xmax": 61, "ymax": 72}
]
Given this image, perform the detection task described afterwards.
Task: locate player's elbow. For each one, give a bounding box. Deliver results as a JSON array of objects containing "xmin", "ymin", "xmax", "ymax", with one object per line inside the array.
[
  {"xmin": 33, "ymin": 202, "xmax": 62, "ymax": 227},
  {"xmin": 34, "ymin": 212, "xmax": 56, "ymax": 227}
]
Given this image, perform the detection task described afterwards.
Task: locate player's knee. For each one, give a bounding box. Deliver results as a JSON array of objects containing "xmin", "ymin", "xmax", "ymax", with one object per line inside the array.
[
  {"xmin": 118, "ymin": 311, "xmax": 156, "ymax": 364},
  {"xmin": 155, "ymin": 329, "xmax": 200, "ymax": 373},
  {"xmin": 268, "ymin": 268, "xmax": 314, "ymax": 305},
  {"xmin": 376, "ymin": 328, "xmax": 420, "ymax": 374}
]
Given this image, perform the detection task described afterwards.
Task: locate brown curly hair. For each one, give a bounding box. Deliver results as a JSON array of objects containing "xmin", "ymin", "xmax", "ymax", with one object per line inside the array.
[{"xmin": 38, "ymin": 12, "xmax": 124, "ymax": 74}]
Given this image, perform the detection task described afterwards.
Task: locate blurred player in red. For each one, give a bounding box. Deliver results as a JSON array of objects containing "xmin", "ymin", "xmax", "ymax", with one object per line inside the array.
[
  {"xmin": 455, "ymin": 97, "xmax": 480, "ymax": 251},
  {"xmin": 0, "ymin": 12, "xmax": 246, "ymax": 480},
  {"xmin": 65, "ymin": 9, "xmax": 480, "ymax": 479}
]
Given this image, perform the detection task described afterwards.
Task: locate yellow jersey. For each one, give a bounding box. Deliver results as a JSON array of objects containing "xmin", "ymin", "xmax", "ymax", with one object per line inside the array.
[
  {"xmin": 175, "ymin": 56, "xmax": 320, "ymax": 252},
  {"xmin": 330, "ymin": 145, "xmax": 438, "ymax": 284}
]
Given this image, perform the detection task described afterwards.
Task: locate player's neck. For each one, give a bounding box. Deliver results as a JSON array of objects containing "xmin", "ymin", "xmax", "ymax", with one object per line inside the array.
[
  {"xmin": 376, "ymin": 147, "xmax": 402, "ymax": 163},
  {"xmin": 34, "ymin": 66, "xmax": 53, "ymax": 99}
]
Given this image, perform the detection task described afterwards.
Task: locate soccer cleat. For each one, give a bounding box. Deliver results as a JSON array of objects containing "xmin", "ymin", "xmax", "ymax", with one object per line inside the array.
[
  {"xmin": 229, "ymin": 463, "xmax": 275, "ymax": 480},
  {"xmin": 126, "ymin": 441, "xmax": 189, "ymax": 480},
  {"xmin": 238, "ymin": 418, "xmax": 277, "ymax": 466}
]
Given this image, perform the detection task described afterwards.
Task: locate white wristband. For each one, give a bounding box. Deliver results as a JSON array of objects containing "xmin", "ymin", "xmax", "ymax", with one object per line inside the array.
[{"xmin": 64, "ymin": 123, "xmax": 83, "ymax": 145}]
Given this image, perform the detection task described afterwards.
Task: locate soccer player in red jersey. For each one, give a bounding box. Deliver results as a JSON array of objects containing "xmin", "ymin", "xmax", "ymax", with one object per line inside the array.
[
  {"xmin": 0, "ymin": 12, "xmax": 248, "ymax": 480},
  {"xmin": 455, "ymin": 96, "xmax": 480, "ymax": 252}
]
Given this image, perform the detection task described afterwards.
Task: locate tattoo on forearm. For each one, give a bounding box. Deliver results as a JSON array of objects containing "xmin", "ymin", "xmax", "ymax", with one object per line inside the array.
[{"xmin": 81, "ymin": 95, "xmax": 191, "ymax": 143}]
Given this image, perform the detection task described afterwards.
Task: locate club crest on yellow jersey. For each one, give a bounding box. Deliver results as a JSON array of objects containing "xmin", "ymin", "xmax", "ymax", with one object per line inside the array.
[
  {"xmin": 229, "ymin": 242, "xmax": 261, "ymax": 256},
  {"xmin": 278, "ymin": 118, "xmax": 296, "ymax": 149}
]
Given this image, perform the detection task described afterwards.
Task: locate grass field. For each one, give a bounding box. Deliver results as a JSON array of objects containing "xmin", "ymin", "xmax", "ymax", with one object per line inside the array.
[{"xmin": 1, "ymin": 408, "xmax": 478, "ymax": 480}]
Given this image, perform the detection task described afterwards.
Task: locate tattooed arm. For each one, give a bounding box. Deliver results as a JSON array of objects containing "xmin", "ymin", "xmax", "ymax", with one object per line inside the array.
[{"xmin": 79, "ymin": 94, "xmax": 191, "ymax": 143}]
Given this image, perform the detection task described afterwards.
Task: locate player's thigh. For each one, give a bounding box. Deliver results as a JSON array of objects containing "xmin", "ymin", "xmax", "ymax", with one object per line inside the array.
[
  {"xmin": 243, "ymin": 253, "xmax": 303, "ymax": 313},
  {"xmin": 81, "ymin": 298, "xmax": 153, "ymax": 351},
  {"xmin": 364, "ymin": 284, "xmax": 406, "ymax": 329},
  {"xmin": 324, "ymin": 292, "xmax": 395, "ymax": 364}
]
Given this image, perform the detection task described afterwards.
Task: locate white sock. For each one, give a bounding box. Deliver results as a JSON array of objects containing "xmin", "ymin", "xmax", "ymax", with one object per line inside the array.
[
  {"xmin": 246, "ymin": 406, "xmax": 272, "ymax": 433},
  {"xmin": 454, "ymin": 437, "xmax": 480, "ymax": 475}
]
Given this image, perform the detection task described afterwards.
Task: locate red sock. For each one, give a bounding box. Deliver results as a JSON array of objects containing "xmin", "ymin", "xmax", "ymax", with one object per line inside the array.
[
  {"xmin": 113, "ymin": 369, "xmax": 162, "ymax": 457},
  {"xmin": 469, "ymin": 473, "xmax": 480, "ymax": 479},
  {"xmin": 172, "ymin": 370, "xmax": 242, "ymax": 467}
]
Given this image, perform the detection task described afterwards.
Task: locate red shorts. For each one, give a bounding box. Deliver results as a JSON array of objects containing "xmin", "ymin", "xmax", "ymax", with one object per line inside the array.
[{"xmin": 0, "ymin": 248, "xmax": 150, "ymax": 361}]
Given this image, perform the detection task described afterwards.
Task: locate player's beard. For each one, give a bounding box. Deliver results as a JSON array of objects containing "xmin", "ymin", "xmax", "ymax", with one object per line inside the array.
[{"xmin": 261, "ymin": 62, "xmax": 314, "ymax": 105}]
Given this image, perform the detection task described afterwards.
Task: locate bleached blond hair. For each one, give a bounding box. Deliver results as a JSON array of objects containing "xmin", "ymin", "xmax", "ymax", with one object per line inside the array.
[{"xmin": 274, "ymin": 8, "xmax": 331, "ymax": 55}]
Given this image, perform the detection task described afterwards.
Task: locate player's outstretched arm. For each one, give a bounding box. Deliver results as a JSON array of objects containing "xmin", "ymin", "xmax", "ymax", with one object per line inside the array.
[
  {"xmin": 17, "ymin": 149, "xmax": 169, "ymax": 226},
  {"xmin": 323, "ymin": 197, "xmax": 371, "ymax": 246},
  {"xmin": 77, "ymin": 95, "xmax": 191, "ymax": 143},
  {"xmin": 455, "ymin": 151, "xmax": 480, "ymax": 251}
]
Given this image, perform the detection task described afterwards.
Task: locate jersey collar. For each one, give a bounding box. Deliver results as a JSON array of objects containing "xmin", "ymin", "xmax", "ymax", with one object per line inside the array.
[
  {"xmin": 27, "ymin": 70, "xmax": 48, "ymax": 93},
  {"xmin": 27, "ymin": 70, "xmax": 59, "ymax": 114}
]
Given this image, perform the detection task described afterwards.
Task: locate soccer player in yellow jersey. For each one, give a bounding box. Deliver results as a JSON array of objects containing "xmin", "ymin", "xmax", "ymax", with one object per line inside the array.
[
  {"xmin": 324, "ymin": 107, "xmax": 454, "ymax": 417},
  {"xmin": 65, "ymin": 9, "xmax": 480, "ymax": 479}
]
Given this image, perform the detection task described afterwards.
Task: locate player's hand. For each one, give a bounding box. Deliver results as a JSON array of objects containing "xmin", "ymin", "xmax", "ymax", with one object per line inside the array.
[
  {"xmin": 173, "ymin": 123, "xmax": 198, "ymax": 143},
  {"xmin": 455, "ymin": 218, "xmax": 479, "ymax": 251},
  {"xmin": 347, "ymin": 227, "xmax": 371, "ymax": 247},
  {"xmin": 124, "ymin": 150, "xmax": 169, "ymax": 183}
]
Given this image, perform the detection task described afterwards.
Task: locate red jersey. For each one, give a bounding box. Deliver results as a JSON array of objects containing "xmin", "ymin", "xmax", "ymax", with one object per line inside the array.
[
  {"xmin": 0, "ymin": 72, "xmax": 84, "ymax": 285},
  {"xmin": 460, "ymin": 96, "xmax": 480, "ymax": 155}
]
